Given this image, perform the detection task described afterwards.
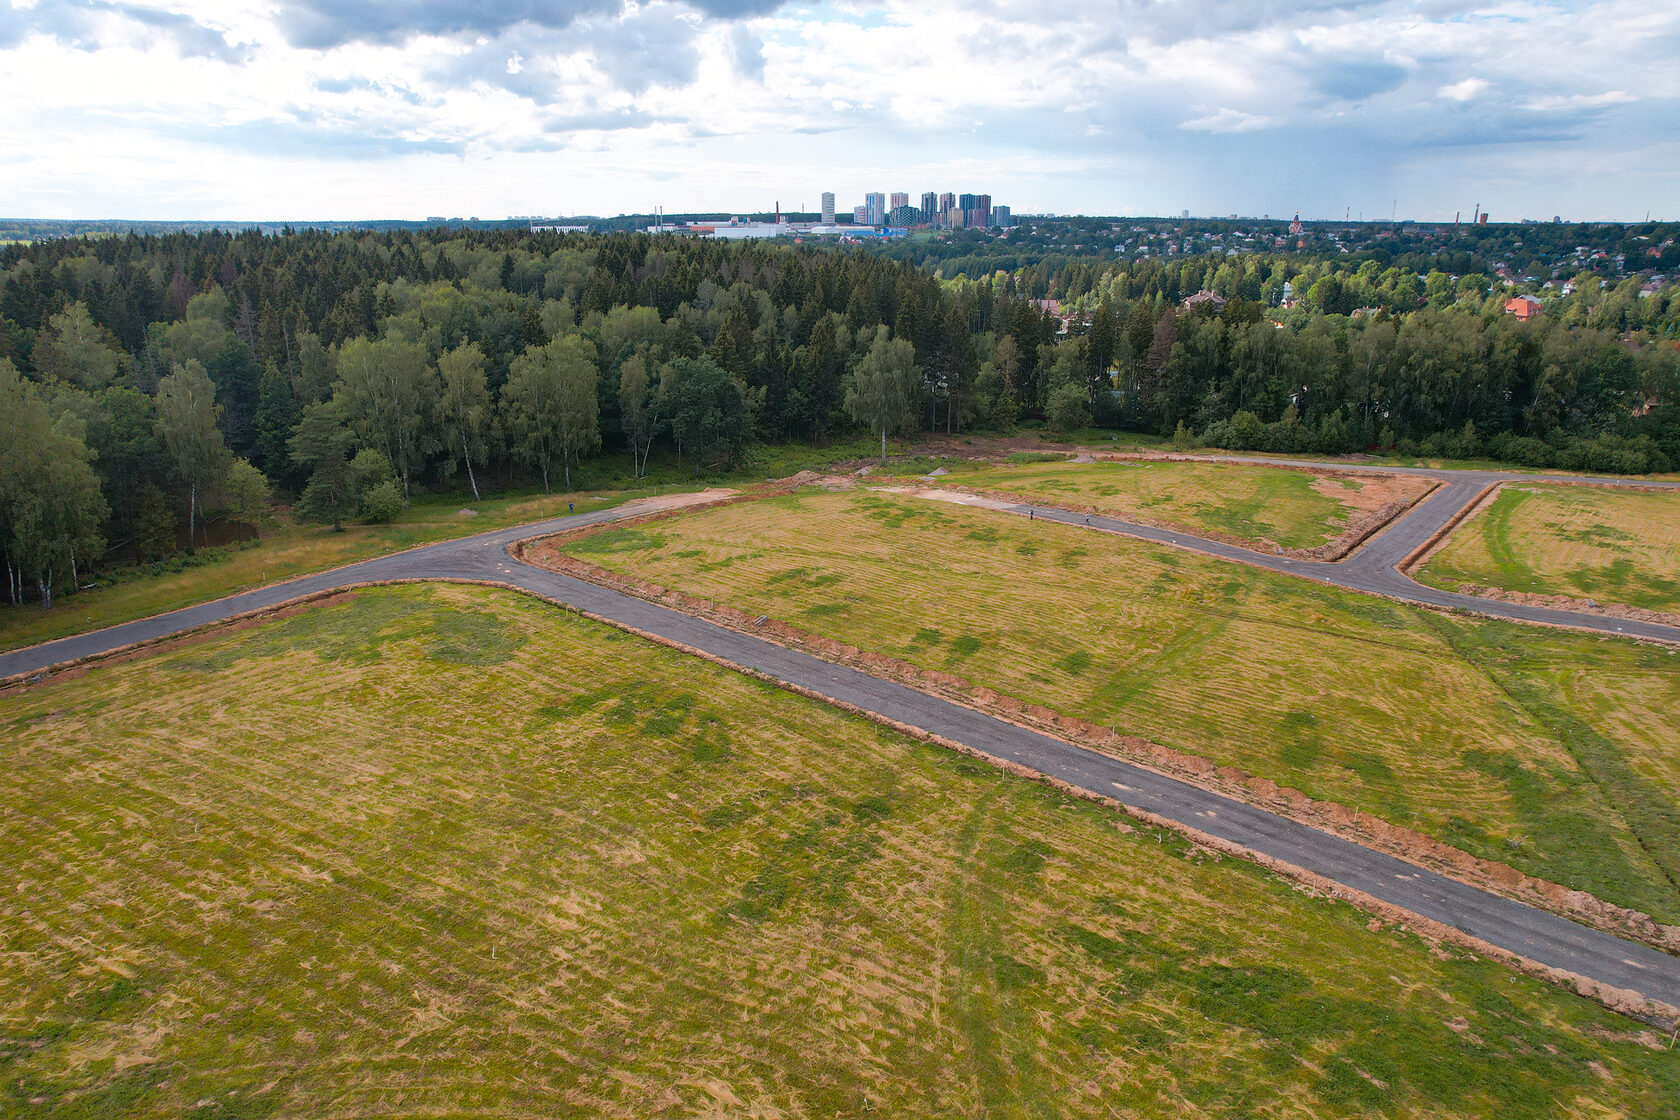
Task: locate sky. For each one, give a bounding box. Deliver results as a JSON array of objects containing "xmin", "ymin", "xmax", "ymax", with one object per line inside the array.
[{"xmin": 2, "ymin": 0, "xmax": 1677, "ymax": 223}]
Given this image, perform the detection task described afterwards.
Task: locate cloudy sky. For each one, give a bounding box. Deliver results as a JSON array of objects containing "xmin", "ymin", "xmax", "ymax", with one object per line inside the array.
[{"xmin": 2, "ymin": 0, "xmax": 1677, "ymax": 222}]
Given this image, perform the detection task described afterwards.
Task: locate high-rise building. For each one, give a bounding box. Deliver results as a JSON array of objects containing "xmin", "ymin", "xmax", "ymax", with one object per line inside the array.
[
  {"xmin": 865, "ymin": 192, "xmax": 886, "ymax": 227},
  {"xmin": 974, "ymin": 194, "xmax": 992, "ymax": 228},
  {"xmin": 887, "ymin": 204, "xmax": 919, "ymax": 227},
  {"xmin": 821, "ymin": 192, "xmax": 835, "ymax": 225},
  {"xmin": 953, "ymin": 193, "xmax": 975, "ymax": 229},
  {"xmin": 853, "ymin": 205, "xmax": 867, "ymax": 224},
  {"xmin": 889, "ymin": 192, "xmax": 908, "ymax": 210},
  {"xmin": 993, "ymin": 205, "xmax": 1011, "ymax": 228},
  {"xmin": 939, "ymin": 192, "xmax": 955, "ymax": 213},
  {"xmin": 920, "ymin": 192, "xmax": 937, "ymax": 222}
]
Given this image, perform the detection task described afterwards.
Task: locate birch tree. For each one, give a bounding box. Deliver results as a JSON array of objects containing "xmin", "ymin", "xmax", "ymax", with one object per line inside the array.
[
  {"xmin": 844, "ymin": 326, "xmax": 921, "ymax": 460},
  {"xmin": 502, "ymin": 335, "xmax": 600, "ymax": 492},
  {"xmin": 33, "ymin": 302, "xmax": 124, "ymax": 390},
  {"xmin": 618, "ymin": 350, "xmax": 661, "ymax": 479},
  {"xmin": 335, "ymin": 333, "xmax": 438, "ymax": 500},
  {"xmin": 437, "ymin": 341, "xmax": 490, "ymax": 501},
  {"xmin": 154, "ymin": 361, "xmax": 231, "ymax": 550},
  {"xmin": 0, "ymin": 361, "xmax": 107, "ymax": 608}
]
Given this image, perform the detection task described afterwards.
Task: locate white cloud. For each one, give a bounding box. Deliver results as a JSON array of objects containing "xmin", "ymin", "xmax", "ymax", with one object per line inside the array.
[
  {"xmin": 1180, "ymin": 107, "xmax": 1279, "ymax": 134},
  {"xmin": 0, "ymin": 1, "xmax": 1676, "ymax": 219},
  {"xmin": 1437, "ymin": 77, "xmax": 1489, "ymax": 101},
  {"xmin": 1520, "ymin": 90, "xmax": 1636, "ymax": 111}
]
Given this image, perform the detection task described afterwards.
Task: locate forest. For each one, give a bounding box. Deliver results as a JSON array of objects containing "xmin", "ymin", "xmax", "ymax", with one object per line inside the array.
[{"xmin": 2, "ymin": 227, "xmax": 1676, "ymax": 608}]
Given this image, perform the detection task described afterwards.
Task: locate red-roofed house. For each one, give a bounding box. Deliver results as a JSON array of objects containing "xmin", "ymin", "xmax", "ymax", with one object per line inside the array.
[{"xmin": 1503, "ymin": 296, "xmax": 1542, "ymax": 321}]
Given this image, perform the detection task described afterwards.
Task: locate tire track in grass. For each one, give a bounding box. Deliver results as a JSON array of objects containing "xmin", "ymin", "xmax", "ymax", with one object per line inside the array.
[
  {"xmin": 1420, "ymin": 611, "xmax": 1680, "ymax": 922},
  {"xmin": 943, "ymin": 788, "xmax": 1033, "ymax": 1116}
]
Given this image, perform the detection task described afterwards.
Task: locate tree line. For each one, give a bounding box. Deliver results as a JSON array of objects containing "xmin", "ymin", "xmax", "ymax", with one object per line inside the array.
[{"xmin": 2, "ymin": 228, "xmax": 1676, "ymax": 610}]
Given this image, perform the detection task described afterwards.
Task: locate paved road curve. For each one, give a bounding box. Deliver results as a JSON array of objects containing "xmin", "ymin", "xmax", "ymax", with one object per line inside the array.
[
  {"xmin": 981, "ymin": 459, "xmax": 1680, "ymax": 645},
  {"xmin": 4, "ymin": 474, "xmax": 1679, "ymax": 1012}
]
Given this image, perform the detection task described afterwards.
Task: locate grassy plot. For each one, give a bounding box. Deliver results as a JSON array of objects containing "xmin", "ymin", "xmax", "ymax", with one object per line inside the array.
[
  {"xmin": 0, "ymin": 486, "xmax": 645, "ymax": 655},
  {"xmin": 560, "ymin": 490, "xmax": 1680, "ymax": 921},
  {"xmin": 3, "ymin": 584, "xmax": 1676, "ymax": 1118},
  {"xmin": 876, "ymin": 457, "xmax": 1432, "ymax": 550},
  {"xmin": 1417, "ymin": 483, "xmax": 1680, "ymax": 614}
]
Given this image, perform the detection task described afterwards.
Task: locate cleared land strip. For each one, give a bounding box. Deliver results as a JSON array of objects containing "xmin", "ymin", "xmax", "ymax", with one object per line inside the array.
[{"xmin": 4, "ymin": 498, "xmax": 1679, "ymax": 1015}]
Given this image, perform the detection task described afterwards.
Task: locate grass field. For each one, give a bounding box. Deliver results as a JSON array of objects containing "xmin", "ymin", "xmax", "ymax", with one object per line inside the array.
[
  {"xmin": 876, "ymin": 457, "xmax": 1433, "ymax": 550},
  {"xmin": 3, "ymin": 583, "xmax": 1676, "ymax": 1118},
  {"xmin": 1417, "ymin": 483, "xmax": 1680, "ymax": 614},
  {"xmin": 558, "ymin": 489, "xmax": 1680, "ymax": 921}
]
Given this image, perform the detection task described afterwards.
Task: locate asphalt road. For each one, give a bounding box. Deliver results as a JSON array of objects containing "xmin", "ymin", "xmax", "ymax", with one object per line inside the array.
[
  {"xmin": 1004, "ymin": 461, "xmax": 1680, "ymax": 645},
  {"xmin": 4, "ymin": 469, "xmax": 1679, "ymax": 1012}
]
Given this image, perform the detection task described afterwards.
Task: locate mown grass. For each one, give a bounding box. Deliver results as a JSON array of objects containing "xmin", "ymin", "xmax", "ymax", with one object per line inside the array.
[
  {"xmin": 3, "ymin": 583, "xmax": 1676, "ymax": 1117},
  {"xmin": 1418, "ymin": 483, "xmax": 1680, "ymax": 613},
  {"xmin": 561, "ymin": 489, "xmax": 1680, "ymax": 920},
  {"xmin": 877, "ymin": 458, "xmax": 1432, "ymax": 549}
]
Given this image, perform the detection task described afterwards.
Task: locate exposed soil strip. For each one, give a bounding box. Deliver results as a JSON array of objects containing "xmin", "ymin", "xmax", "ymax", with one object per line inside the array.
[
  {"xmin": 568, "ymin": 589, "xmax": 1678, "ymax": 1026},
  {"xmin": 1398, "ymin": 482, "xmax": 1505, "ymax": 574},
  {"xmin": 1450, "ymin": 585, "xmax": 1680, "ymax": 630}
]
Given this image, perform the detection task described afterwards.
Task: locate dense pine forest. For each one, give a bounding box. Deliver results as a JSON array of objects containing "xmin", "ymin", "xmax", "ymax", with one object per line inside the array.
[{"xmin": 2, "ymin": 227, "xmax": 1677, "ymax": 608}]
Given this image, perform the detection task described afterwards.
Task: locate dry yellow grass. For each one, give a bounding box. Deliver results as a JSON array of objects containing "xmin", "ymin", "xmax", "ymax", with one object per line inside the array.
[
  {"xmin": 2, "ymin": 583, "xmax": 1676, "ymax": 1117},
  {"xmin": 878, "ymin": 456, "xmax": 1433, "ymax": 550},
  {"xmin": 561, "ymin": 489, "xmax": 1680, "ymax": 921},
  {"xmin": 1418, "ymin": 482, "xmax": 1680, "ymax": 613}
]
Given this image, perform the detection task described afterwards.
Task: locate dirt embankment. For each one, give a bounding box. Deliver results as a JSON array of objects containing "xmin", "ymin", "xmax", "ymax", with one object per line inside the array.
[
  {"xmin": 1398, "ymin": 482, "xmax": 1504, "ymax": 574},
  {"xmin": 1451, "ymin": 585, "xmax": 1680, "ymax": 629},
  {"xmin": 518, "ymin": 517, "xmax": 1680, "ymax": 962}
]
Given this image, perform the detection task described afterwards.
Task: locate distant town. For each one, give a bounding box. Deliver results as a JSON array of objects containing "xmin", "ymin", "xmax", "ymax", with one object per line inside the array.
[{"xmin": 530, "ymin": 190, "xmax": 1013, "ymax": 242}]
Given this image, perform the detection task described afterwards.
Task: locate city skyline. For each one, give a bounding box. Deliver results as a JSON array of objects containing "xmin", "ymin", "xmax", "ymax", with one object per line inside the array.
[{"xmin": 1, "ymin": 2, "xmax": 1676, "ymax": 222}]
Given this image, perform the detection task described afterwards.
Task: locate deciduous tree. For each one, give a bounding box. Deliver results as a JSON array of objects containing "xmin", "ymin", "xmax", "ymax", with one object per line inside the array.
[
  {"xmin": 438, "ymin": 341, "xmax": 491, "ymax": 501},
  {"xmin": 335, "ymin": 332, "xmax": 438, "ymax": 501},
  {"xmin": 154, "ymin": 361, "xmax": 232, "ymax": 550},
  {"xmin": 0, "ymin": 361, "xmax": 107, "ymax": 607},
  {"xmin": 844, "ymin": 326, "xmax": 921, "ymax": 460},
  {"xmin": 502, "ymin": 335, "xmax": 600, "ymax": 492}
]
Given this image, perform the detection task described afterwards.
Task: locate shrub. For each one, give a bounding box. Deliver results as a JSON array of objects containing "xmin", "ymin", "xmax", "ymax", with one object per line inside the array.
[
  {"xmin": 1045, "ymin": 382, "xmax": 1092, "ymax": 433},
  {"xmin": 360, "ymin": 479, "xmax": 405, "ymax": 523}
]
